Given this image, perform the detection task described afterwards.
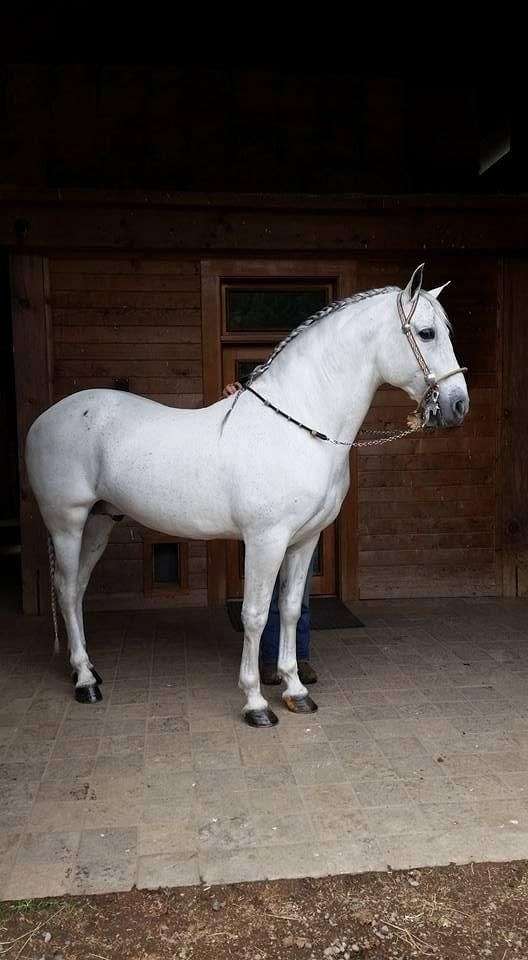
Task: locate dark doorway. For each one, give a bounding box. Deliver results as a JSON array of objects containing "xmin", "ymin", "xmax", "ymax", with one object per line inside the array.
[{"xmin": 0, "ymin": 254, "xmax": 21, "ymax": 612}]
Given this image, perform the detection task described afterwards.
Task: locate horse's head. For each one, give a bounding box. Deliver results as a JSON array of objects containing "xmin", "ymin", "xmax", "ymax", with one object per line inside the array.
[{"xmin": 377, "ymin": 264, "xmax": 469, "ymax": 428}]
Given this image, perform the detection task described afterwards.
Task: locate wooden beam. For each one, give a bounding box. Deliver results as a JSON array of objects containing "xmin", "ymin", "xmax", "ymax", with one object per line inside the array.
[
  {"xmin": 10, "ymin": 255, "xmax": 53, "ymax": 614},
  {"xmin": 2, "ymin": 192, "xmax": 528, "ymax": 253},
  {"xmin": 2, "ymin": 189, "xmax": 528, "ymax": 211}
]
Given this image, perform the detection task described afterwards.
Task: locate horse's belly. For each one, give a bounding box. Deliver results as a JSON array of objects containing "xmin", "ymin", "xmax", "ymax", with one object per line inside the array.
[{"xmin": 98, "ymin": 442, "xmax": 238, "ymax": 540}]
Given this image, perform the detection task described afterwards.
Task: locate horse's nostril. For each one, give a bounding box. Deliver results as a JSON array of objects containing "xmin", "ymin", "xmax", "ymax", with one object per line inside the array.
[{"xmin": 453, "ymin": 398, "xmax": 466, "ymax": 419}]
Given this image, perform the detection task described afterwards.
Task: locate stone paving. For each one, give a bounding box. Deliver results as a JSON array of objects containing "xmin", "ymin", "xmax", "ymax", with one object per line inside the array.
[{"xmin": 2, "ymin": 598, "xmax": 528, "ymax": 899}]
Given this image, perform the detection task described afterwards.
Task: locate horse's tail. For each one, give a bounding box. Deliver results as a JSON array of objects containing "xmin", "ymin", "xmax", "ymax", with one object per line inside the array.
[{"xmin": 47, "ymin": 535, "xmax": 60, "ymax": 655}]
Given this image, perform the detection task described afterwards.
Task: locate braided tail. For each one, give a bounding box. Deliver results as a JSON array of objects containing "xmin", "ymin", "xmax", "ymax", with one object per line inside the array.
[{"xmin": 47, "ymin": 535, "xmax": 60, "ymax": 655}]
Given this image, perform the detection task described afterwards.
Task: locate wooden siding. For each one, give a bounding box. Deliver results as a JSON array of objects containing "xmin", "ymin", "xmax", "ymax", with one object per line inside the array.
[
  {"xmin": 356, "ymin": 256, "xmax": 499, "ymax": 598},
  {"xmin": 48, "ymin": 256, "xmax": 207, "ymax": 608},
  {"xmin": 41, "ymin": 251, "xmax": 502, "ymax": 606}
]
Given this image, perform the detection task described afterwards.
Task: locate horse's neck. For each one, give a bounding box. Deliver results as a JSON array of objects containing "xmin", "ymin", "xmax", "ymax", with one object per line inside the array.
[{"xmin": 257, "ymin": 298, "xmax": 383, "ymax": 444}]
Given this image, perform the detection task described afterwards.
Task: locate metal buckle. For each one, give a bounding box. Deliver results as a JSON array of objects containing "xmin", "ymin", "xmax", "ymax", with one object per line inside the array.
[{"xmin": 422, "ymin": 385, "xmax": 440, "ymax": 425}]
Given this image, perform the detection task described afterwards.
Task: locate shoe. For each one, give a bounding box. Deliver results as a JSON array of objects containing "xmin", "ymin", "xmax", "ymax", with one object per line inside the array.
[
  {"xmin": 260, "ymin": 662, "xmax": 282, "ymax": 685},
  {"xmin": 298, "ymin": 660, "xmax": 318, "ymax": 684}
]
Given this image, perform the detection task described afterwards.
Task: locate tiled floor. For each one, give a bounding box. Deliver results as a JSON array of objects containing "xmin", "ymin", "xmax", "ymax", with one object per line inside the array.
[{"xmin": 2, "ymin": 597, "xmax": 528, "ymax": 899}]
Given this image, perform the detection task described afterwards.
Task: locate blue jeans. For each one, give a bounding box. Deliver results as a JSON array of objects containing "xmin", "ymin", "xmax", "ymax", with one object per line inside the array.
[{"xmin": 260, "ymin": 549, "xmax": 316, "ymax": 665}]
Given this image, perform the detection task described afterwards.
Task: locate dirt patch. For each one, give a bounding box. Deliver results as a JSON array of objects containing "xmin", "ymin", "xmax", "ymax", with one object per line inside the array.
[{"xmin": 1, "ymin": 861, "xmax": 527, "ymax": 959}]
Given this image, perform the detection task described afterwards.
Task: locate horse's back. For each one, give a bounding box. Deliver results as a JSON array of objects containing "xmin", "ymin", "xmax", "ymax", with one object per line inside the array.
[
  {"xmin": 28, "ymin": 389, "xmax": 224, "ymax": 448},
  {"xmin": 26, "ymin": 389, "xmax": 237, "ymax": 534}
]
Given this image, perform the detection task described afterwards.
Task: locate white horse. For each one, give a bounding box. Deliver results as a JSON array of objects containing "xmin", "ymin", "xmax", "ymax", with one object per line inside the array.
[{"xmin": 26, "ymin": 265, "xmax": 469, "ymax": 727}]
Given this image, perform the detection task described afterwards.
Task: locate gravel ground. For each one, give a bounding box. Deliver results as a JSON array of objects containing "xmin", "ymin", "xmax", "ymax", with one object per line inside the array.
[{"xmin": 1, "ymin": 860, "xmax": 528, "ymax": 959}]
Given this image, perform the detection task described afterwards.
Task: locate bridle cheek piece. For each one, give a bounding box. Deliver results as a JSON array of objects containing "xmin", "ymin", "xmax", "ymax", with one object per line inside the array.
[{"xmin": 397, "ymin": 291, "xmax": 467, "ymax": 425}]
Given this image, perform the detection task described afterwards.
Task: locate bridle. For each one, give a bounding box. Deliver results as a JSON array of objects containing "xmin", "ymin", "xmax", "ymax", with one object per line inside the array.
[
  {"xmin": 239, "ymin": 291, "xmax": 468, "ymax": 448},
  {"xmin": 396, "ymin": 290, "xmax": 467, "ymax": 424}
]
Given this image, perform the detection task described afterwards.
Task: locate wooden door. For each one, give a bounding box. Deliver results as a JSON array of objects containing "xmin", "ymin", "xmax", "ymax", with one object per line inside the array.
[{"xmin": 201, "ymin": 259, "xmax": 359, "ymax": 606}]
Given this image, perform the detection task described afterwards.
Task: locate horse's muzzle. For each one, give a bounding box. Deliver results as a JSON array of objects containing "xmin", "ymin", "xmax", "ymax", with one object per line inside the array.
[
  {"xmin": 430, "ymin": 388, "xmax": 469, "ymax": 428},
  {"xmin": 446, "ymin": 387, "xmax": 469, "ymax": 426}
]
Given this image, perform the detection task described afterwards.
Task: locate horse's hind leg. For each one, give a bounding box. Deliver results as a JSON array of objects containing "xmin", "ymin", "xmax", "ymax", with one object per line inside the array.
[
  {"xmin": 239, "ymin": 536, "xmax": 287, "ymax": 728},
  {"xmin": 50, "ymin": 510, "xmax": 101, "ymax": 703},
  {"xmin": 278, "ymin": 534, "xmax": 319, "ymax": 715},
  {"xmin": 73, "ymin": 511, "xmax": 117, "ymax": 689}
]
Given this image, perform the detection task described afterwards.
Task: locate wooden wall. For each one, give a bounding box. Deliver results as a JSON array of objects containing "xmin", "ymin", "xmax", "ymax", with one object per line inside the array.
[
  {"xmin": 13, "ymin": 246, "xmax": 504, "ymax": 609},
  {"xmin": 48, "ymin": 253, "xmax": 500, "ymax": 605},
  {"xmin": 48, "ymin": 256, "xmax": 207, "ymax": 608},
  {"xmin": 356, "ymin": 256, "xmax": 499, "ymax": 598}
]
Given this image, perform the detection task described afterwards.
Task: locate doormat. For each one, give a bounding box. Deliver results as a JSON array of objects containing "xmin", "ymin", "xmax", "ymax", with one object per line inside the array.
[{"xmin": 226, "ymin": 597, "xmax": 364, "ymax": 632}]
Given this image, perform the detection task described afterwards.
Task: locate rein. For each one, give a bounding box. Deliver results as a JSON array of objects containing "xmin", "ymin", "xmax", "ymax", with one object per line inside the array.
[
  {"xmin": 240, "ymin": 291, "xmax": 468, "ymax": 449},
  {"xmin": 243, "ymin": 384, "xmax": 418, "ymax": 447}
]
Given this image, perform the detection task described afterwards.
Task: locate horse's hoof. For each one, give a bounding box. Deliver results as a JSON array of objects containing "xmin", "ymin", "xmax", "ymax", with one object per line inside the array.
[
  {"xmin": 283, "ymin": 694, "xmax": 318, "ymax": 714},
  {"xmin": 244, "ymin": 707, "xmax": 279, "ymax": 728},
  {"xmin": 74, "ymin": 684, "xmax": 103, "ymax": 704},
  {"xmin": 72, "ymin": 669, "xmax": 103, "ymax": 685}
]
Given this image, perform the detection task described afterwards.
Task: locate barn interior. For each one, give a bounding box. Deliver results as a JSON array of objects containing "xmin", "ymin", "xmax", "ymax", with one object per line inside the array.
[
  {"xmin": 1, "ymin": 68, "xmax": 526, "ymax": 616},
  {"xmin": 2, "ymin": 68, "xmax": 528, "ymax": 900}
]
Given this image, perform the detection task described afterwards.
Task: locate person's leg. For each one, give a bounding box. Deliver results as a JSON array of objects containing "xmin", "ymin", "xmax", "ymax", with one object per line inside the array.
[
  {"xmin": 296, "ymin": 554, "xmax": 313, "ymax": 660},
  {"xmin": 259, "ymin": 573, "xmax": 282, "ymax": 683},
  {"xmin": 297, "ymin": 545, "xmax": 318, "ymax": 683}
]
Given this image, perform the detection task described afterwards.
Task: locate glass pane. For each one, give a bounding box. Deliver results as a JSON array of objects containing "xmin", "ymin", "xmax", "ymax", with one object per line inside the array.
[
  {"xmin": 153, "ymin": 543, "xmax": 180, "ymax": 584},
  {"xmin": 226, "ymin": 288, "xmax": 328, "ymax": 333},
  {"xmin": 235, "ymin": 358, "xmax": 267, "ymax": 382}
]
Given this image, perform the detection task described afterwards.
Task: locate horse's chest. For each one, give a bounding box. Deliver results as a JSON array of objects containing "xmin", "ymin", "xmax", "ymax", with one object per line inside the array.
[{"xmin": 312, "ymin": 461, "xmax": 350, "ymax": 523}]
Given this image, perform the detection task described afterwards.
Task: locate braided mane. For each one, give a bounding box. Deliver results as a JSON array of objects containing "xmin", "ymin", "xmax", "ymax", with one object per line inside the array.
[
  {"xmin": 223, "ymin": 286, "xmax": 397, "ymax": 423},
  {"xmin": 246, "ymin": 286, "xmax": 398, "ymax": 387}
]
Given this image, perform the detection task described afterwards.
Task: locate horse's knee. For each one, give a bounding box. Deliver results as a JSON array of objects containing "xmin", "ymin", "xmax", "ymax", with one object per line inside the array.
[
  {"xmin": 278, "ymin": 596, "xmax": 301, "ymax": 628},
  {"xmin": 241, "ymin": 604, "xmax": 268, "ymax": 638}
]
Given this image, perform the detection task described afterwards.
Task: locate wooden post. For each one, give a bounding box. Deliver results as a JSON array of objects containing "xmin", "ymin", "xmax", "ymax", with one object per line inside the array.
[
  {"xmin": 10, "ymin": 254, "xmax": 53, "ymax": 614},
  {"xmin": 501, "ymin": 258, "xmax": 528, "ymax": 596}
]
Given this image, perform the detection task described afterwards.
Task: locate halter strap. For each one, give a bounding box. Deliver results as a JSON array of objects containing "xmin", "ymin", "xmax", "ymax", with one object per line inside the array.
[
  {"xmin": 397, "ymin": 291, "xmax": 467, "ymax": 390},
  {"xmin": 242, "ymin": 384, "xmax": 345, "ymax": 443},
  {"xmin": 241, "ymin": 384, "xmax": 419, "ymax": 447}
]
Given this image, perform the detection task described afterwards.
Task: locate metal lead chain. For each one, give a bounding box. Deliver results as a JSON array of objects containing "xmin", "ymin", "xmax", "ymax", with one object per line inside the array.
[
  {"xmin": 351, "ymin": 425, "xmax": 421, "ymax": 447},
  {"xmin": 242, "ymin": 385, "xmax": 423, "ymax": 447}
]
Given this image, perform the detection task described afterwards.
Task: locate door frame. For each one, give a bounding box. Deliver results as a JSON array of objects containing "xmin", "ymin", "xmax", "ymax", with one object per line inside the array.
[{"xmin": 201, "ymin": 258, "xmax": 359, "ymax": 606}]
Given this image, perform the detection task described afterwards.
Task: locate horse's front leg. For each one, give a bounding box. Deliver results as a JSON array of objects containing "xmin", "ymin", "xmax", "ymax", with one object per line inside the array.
[
  {"xmin": 278, "ymin": 534, "xmax": 320, "ymax": 714},
  {"xmin": 239, "ymin": 535, "xmax": 287, "ymax": 728}
]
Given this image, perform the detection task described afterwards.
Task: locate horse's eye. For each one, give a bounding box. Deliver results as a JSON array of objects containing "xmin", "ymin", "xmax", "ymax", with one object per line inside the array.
[{"xmin": 418, "ymin": 328, "xmax": 435, "ymax": 341}]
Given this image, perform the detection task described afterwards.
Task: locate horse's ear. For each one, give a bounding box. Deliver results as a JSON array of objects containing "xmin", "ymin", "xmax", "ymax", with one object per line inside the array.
[
  {"xmin": 403, "ymin": 263, "xmax": 425, "ymax": 304},
  {"xmin": 428, "ymin": 281, "xmax": 451, "ymax": 300}
]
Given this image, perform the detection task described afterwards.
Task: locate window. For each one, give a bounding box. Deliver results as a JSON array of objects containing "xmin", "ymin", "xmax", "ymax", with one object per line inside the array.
[
  {"xmin": 235, "ymin": 358, "xmax": 266, "ymax": 382},
  {"xmin": 152, "ymin": 543, "xmax": 180, "ymax": 585},
  {"xmin": 143, "ymin": 538, "xmax": 189, "ymax": 596},
  {"xmin": 224, "ymin": 285, "xmax": 330, "ymax": 335}
]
